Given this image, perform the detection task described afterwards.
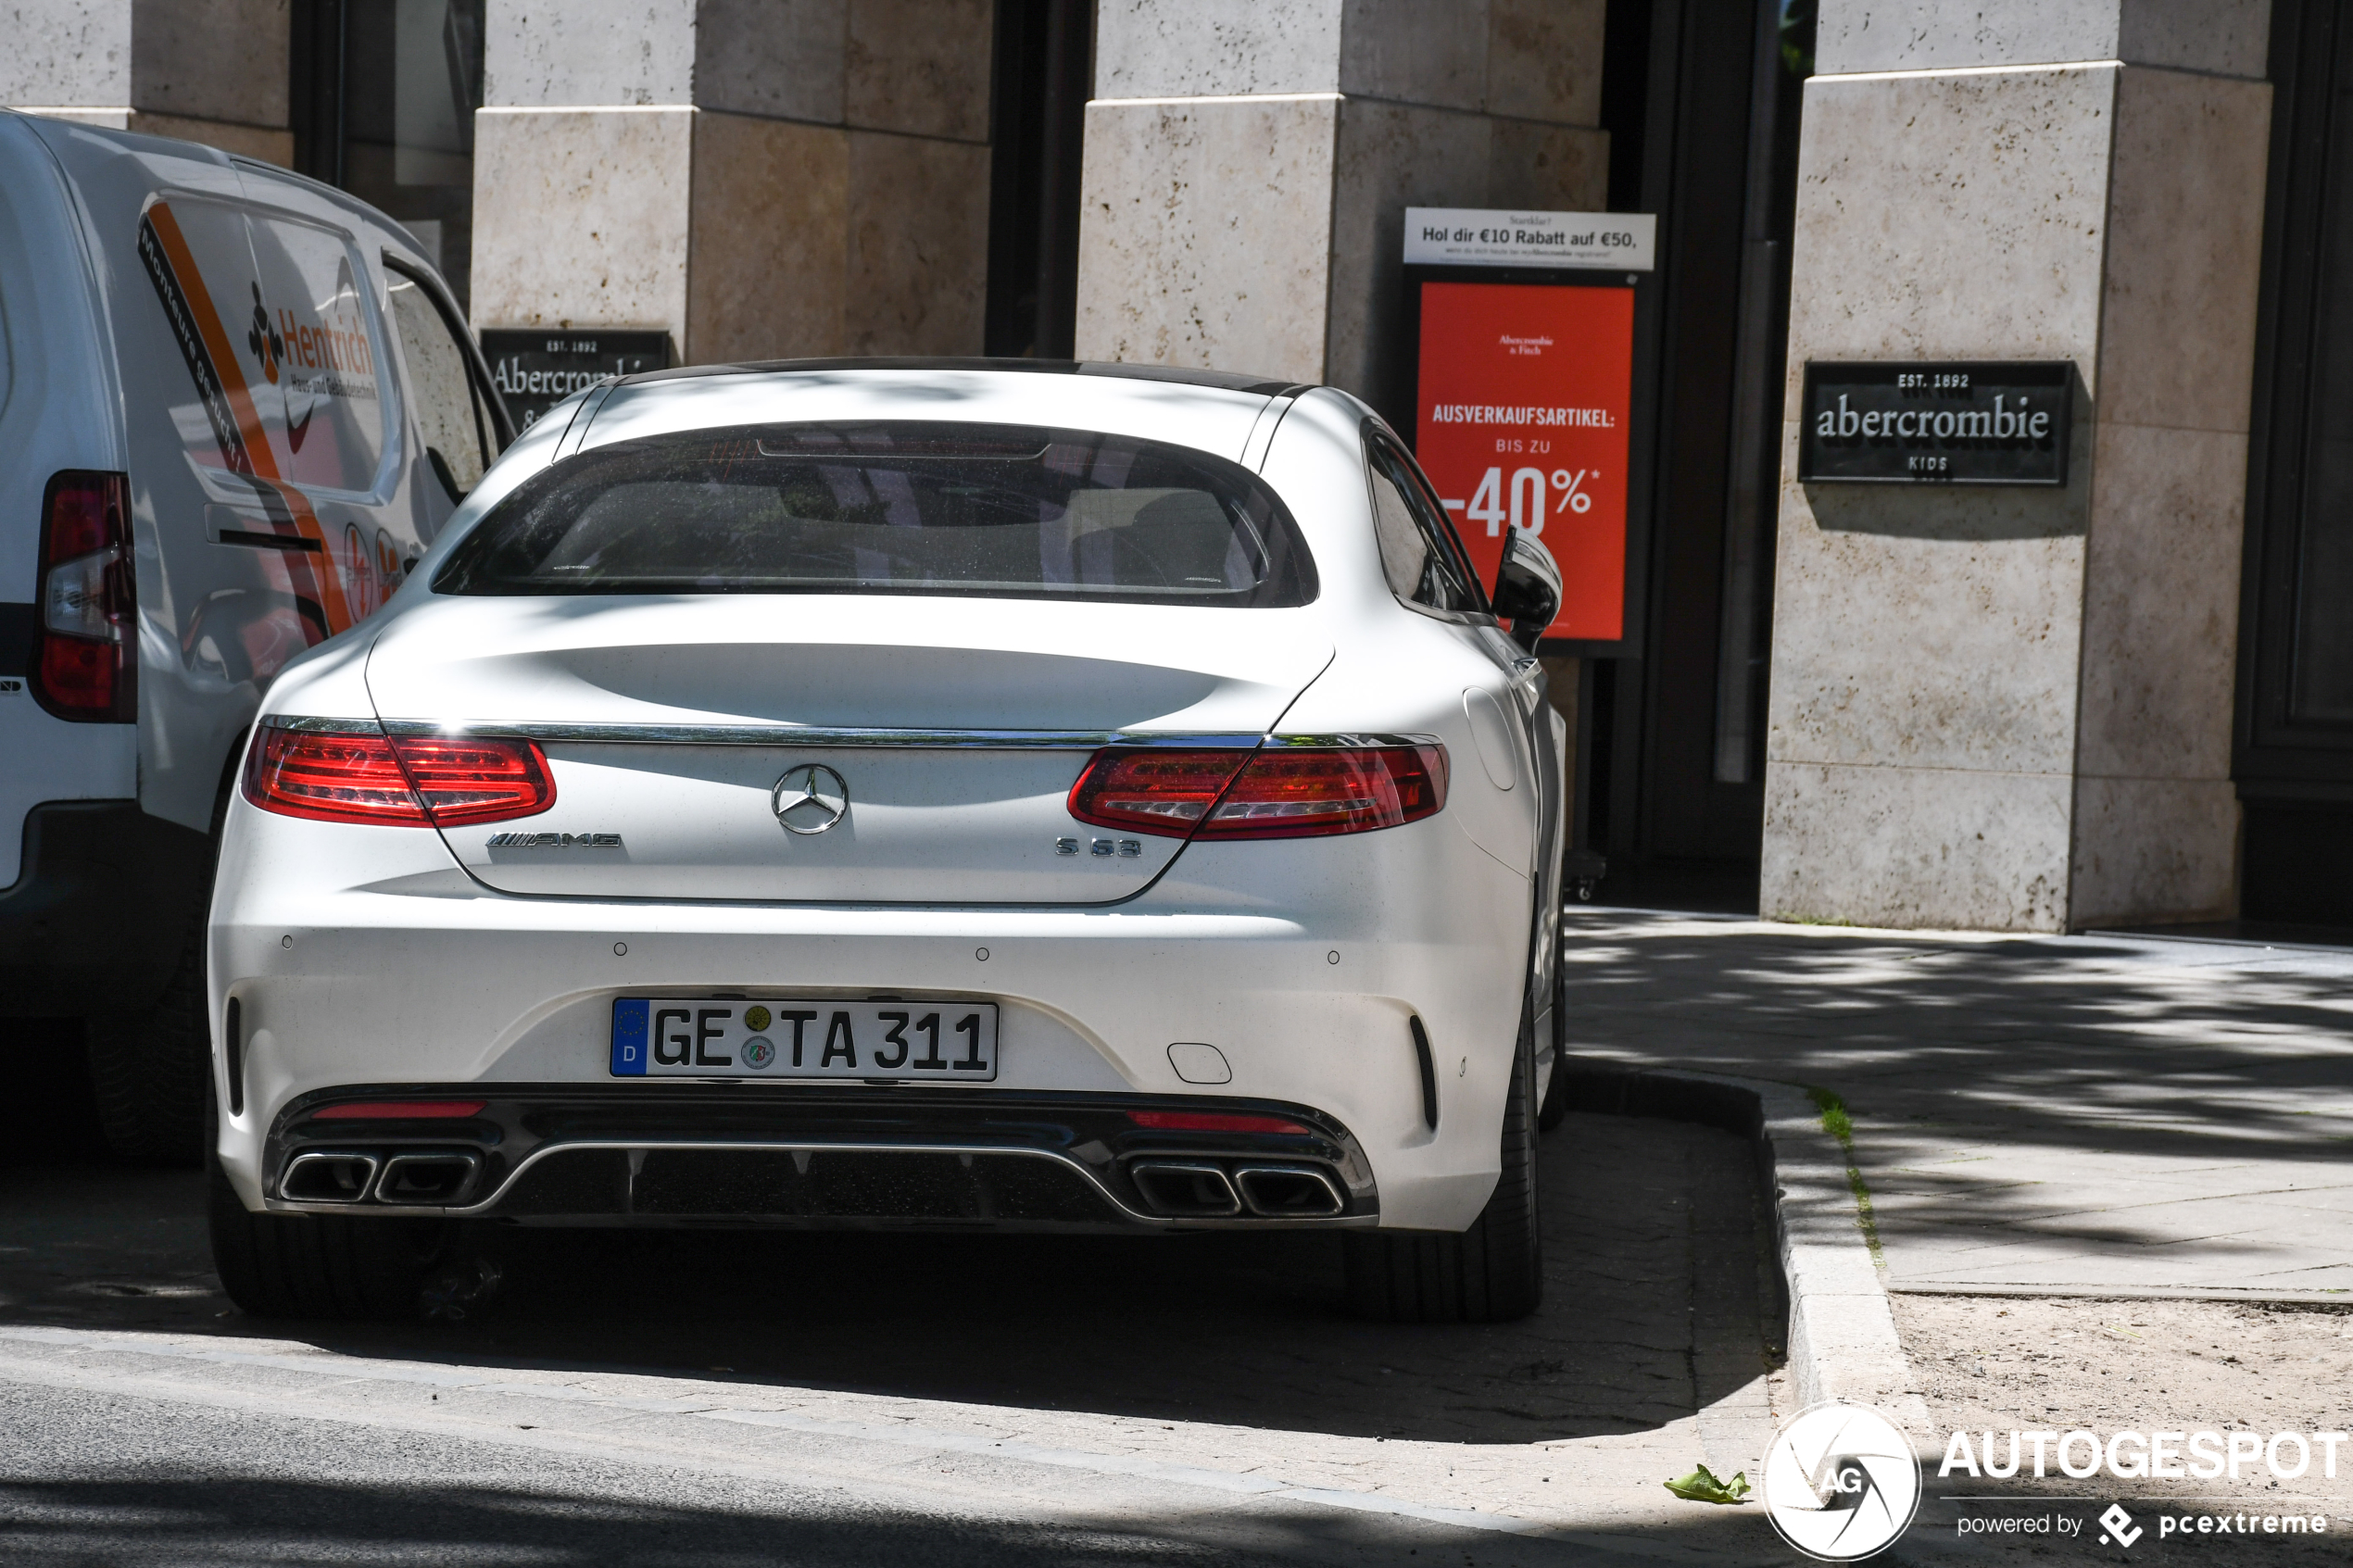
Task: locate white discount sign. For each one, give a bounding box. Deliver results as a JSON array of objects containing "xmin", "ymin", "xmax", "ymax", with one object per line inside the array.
[{"xmin": 1403, "ymin": 207, "xmax": 1655, "ymax": 270}]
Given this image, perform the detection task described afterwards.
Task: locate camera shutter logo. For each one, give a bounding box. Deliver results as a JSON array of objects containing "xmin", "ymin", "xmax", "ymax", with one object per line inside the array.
[
  {"xmin": 772, "ymin": 764, "xmax": 849, "ymax": 835},
  {"xmin": 1761, "ymin": 1402, "xmax": 1923, "ymax": 1562}
]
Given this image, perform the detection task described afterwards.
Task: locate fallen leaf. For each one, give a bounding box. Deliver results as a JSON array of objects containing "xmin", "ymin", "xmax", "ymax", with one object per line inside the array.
[{"xmin": 1665, "ymin": 1464, "xmax": 1751, "ymax": 1505}]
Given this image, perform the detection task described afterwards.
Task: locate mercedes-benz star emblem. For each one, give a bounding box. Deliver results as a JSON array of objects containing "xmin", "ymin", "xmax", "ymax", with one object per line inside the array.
[{"xmin": 772, "ymin": 764, "xmax": 849, "ymax": 835}]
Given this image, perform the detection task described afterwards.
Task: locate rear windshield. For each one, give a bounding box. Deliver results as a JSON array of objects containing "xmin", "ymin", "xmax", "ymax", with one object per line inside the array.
[{"xmin": 433, "ymin": 421, "xmax": 1316, "ymax": 606}]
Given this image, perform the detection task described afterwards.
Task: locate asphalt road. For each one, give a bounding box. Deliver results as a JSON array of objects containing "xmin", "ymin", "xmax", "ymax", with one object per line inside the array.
[{"xmin": 0, "ymin": 1028, "xmax": 1792, "ymax": 1564}]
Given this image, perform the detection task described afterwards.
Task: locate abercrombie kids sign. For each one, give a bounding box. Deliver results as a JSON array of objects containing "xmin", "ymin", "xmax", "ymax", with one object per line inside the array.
[{"xmin": 1799, "ymin": 362, "xmax": 2071, "ymax": 484}]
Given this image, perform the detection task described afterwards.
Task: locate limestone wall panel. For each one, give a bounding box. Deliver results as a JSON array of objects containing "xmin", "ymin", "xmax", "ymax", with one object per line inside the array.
[
  {"xmin": 1483, "ymin": 0, "xmax": 1605, "ymax": 127},
  {"xmin": 844, "ymin": 129, "xmax": 989, "ymax": 355},
  {"xmin": 1093, "ymin": 0, "xmax": 1346, "ymax": 99},
  {"xmin": 1761, "ymin": 759, "xmax": 2075, "ymax": 932},
  {"xmin": 469, "ymin": 107, "xmax": 693, "ymax": 344},
  {"xmin": 847, "ymin": 0, "xmax": 993, "ymax": 143},
  {"xmin": 1, "ymin": 0, "xmax": 132, "ymax": 107},
  {"xmin": 1768, "ymin": 421, "xmax": 2091, "ymax": 778},
  {"xmin": 483, "ymin": 0, "xmax": 698, "ymax": 107},
  {"xmin": 1782, "ymin": 66, "xmax": 2118, "ymax": 419},
  {"xmin": 692, "ymin": 0, "xmax": 849, "ymax": 125},
  {"xmin": 2068, "ymin": 774, "xmax": 2240, "ymax": 927},
  {"xmin": 1074, "ymin": 96, "xmax": 1339, "ymax": 383},
  {"xmin": 686, "ymin": 112, "xmax": 849, "ymax": 362},
  {"xmin": 2074, "ymin": 422, "xmax": 2246, "ymax": 784}
]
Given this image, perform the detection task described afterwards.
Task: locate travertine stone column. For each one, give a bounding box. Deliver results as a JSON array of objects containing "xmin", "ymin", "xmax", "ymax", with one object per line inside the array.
[
  {"xmin": 470, "ymin": 0, "xmax": 991, "ymax": 360},
  {"xmin": 2, "ymin": 0, "xmax": 294, "ymax": 166},
  {"xmin": 1761, "ymin": 1, "xmax": 2272, "ymax": 931},
  {"xmin": 1075, "ymin": 0, "xmax": 1607, "ymax": 396}
]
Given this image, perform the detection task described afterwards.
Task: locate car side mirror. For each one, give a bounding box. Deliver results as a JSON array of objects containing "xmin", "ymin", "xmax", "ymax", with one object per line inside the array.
[{"xmin": 1491, "ymin": 530, "xmax": 1562, "ymax": 650}]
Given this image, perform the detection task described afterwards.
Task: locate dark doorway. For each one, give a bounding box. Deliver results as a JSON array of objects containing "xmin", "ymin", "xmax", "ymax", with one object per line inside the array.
[
  {"xmin": 290, "ymin": 0, "xmax": 485, "ymax": 312},
  {"xmin": 2237, "ymin": 0, "xmax": 2353, "ymax": 931},
  {"xmin": 985, "ymin": 0, "xmax": 1094, "ymax": 358},
  {"xmin": 1578, "ymin": 0, "xmax": 1811, "ymax": 914}
]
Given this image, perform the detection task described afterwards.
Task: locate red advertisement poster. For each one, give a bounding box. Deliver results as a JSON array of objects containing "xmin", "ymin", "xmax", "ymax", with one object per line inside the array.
[{"xmin": 1415, "ymin": 281, "xmax": 1635, "ymax": 641}]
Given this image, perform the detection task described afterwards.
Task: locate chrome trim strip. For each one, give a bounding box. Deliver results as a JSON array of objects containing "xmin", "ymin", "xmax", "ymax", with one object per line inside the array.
[
  {"xmin": 1263, "ymin": 733, "xmax": 1444, "ymax": 749},
  {"xmin": 264, "ymin": 1138, "xmax": 1370, "ymax": 1227},
  {"xmin": 359, "ymin": 721, "xmax": 1449, "ymax": 750},
  {"xmin": 269, "ymin": 715, "xmax": 384, "ymax": 734},
  {"xmin": 373, "ymin": 721, "xmax": 1265, "ymax": 749}
]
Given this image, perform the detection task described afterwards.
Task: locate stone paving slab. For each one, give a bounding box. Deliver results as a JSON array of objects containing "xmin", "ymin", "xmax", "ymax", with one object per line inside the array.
[
  {"xmin": 1560, "ymin": 911, "xmax": 2353, "ymax": 1298},
  {"xmin": 0, "ymin": 1111, "xmax": 1793, "ymax": 1555}
]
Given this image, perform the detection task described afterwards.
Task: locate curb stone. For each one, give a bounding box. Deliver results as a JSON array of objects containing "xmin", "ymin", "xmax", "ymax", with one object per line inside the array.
[{"xmin": 1560, "ymin": 1061, "xmax": 1930, "ymax": 1434}]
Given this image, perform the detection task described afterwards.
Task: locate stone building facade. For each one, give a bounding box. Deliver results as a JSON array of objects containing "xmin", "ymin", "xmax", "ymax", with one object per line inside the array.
[{"xmin": 7, "ymin": 0, "xmax": 2347, "ymax": 935}]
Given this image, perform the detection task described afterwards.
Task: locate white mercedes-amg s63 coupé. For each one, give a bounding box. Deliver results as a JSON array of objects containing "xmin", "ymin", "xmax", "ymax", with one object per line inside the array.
[{"xmin": 207, "ymin": 360, "xmax": 1569, "ymax": 1323}]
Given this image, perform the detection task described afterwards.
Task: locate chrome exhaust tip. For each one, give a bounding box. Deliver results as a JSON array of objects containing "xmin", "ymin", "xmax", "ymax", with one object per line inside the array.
[
  {"xmin": 374, "ymin": 1149, "xmax": 484, "ymax": 1206},
  {"xmin": 1129, "ymin": 1160, "xmax": 1242, "ymax": 1217},
  {"xmin": 1233, "ymin": 1164, "xmax": 1344, "ymax": 1217},
  {"xmin": 279, "ymin": 1149, "xmax": 381, "ymax": 1203}
]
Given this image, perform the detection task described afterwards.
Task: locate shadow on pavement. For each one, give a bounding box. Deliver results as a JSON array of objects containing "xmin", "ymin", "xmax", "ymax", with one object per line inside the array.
[
  {"xmin": 1557, "ymin": 910, "xmax": 2353, "ymax": 1282},
  {"xmin": 0, "ymin": 1080, "xmax": 1779, "ymax": 1448}
]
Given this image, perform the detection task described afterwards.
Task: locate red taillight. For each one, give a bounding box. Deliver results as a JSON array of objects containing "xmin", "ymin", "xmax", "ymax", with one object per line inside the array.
[
  {"xmin": 1068, "ymin": 744, "xmax": 1448, "ymax": 841},
  {"xmin": 311, "ymin": 1099, "xmax": 486, "ymax": 1121},
  {"xmin": 243, "ymin": 725, "xmax": 555, "ymax": 826},
  {"xmin": 389, "ymin": 735, "xmax": 560, "ymax": 825},
  {"xmin": 32, "ymin": 471, "xmax": 136, "ymax": 722},
  {"xmin": 1200, "ymin": 746, "xmax": 1448, "ymax": 838},
  {"xmin": 1066, "ymin": 749, "xmax": 1253, "ymax": 836}
]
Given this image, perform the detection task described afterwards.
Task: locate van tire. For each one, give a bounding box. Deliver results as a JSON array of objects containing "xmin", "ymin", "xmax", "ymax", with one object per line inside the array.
[
  {"xmin": 1341, "ymin": 999, "xmax": 1543, "ymax": 1323},
  {"xmin": 86, "ymin": 907, "xmax": 210, "ymax": 1165},
  {"xmin": 208, "ymin": 1141, "xmax": 453, "ymax": 1322}
]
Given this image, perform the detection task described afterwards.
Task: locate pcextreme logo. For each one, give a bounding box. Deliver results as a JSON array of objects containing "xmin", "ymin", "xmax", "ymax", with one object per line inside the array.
[{"xmin": 1761, "ymin": 1401, "xmax": 1923, "ymax": 1562}]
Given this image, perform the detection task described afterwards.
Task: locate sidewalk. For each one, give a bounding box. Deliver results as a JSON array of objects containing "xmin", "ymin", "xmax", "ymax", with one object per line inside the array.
[{"xmin": 1559, "ymin": 910, "xmax": 2353, "ymax": 1298}]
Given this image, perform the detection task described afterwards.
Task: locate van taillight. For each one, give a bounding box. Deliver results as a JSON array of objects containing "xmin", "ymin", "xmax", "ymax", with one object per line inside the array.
[
  {"xmin": 1068, "ymin": 744, "xmax": 1448, "ymax": 840},
  {"xmin": 243, "ymin": 724, "xmax": 556, "ymax": 826},
  {"xmin": 32, "ymin": 471, "xmax": 136, "ymax": 722}
]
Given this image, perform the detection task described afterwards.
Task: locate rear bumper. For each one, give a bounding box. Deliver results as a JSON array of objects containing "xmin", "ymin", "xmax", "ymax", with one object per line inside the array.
[
  {"xmin": 209, "ymin": 804, "xmax": 1534, "ymax": 1232},
  {"xmin": 254, "ymin": 1084, "xmax": 1378, "ymax": 1230},
  {"xmin": 1, "ymin": 801, "xmax": 208, "ymax": 1017}
]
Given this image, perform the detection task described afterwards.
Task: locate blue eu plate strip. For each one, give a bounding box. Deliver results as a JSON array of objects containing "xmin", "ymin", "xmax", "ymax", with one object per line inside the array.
[{"xmin": 610, "ymin": 997, "xmax": 648, "ymax": 1075}]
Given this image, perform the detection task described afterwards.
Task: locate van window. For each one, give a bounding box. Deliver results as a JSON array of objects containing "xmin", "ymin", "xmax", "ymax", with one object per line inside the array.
[
  {"xmin": 384, "ymin": 264, "xmax": 491, "ymax": 499},
  {"xmin": 245, "ymin": 215, "xmax": 395, "ymax": 494},
  {"xmin": 1365, "ymin": 432, "xmax": 1484, "ymax": 613}
]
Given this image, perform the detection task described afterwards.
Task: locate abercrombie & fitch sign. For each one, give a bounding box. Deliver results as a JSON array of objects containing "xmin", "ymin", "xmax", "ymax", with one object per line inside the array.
[{"xmin": 1799, "ymin": 361, "xmax": 2072, "ymax": 485}]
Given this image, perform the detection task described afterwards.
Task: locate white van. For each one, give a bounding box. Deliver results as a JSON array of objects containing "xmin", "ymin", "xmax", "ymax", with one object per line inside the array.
[{"xmin": 0, "ymin": 113, "xmax": 511, "ymax": 1159}]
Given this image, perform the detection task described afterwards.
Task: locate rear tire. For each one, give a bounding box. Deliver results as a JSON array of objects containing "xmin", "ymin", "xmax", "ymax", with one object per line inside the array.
[
  {"xmin": 209, "ymin": 1104, "xmax": 453, "ymax": 1321},
  {"xmin": 87, "ymin": 908, "xmax": 210, "ymax": 1164},
  {"xmin": 1343, "ymin": 1000, "xmax": 1543, "ymax": 1323}
]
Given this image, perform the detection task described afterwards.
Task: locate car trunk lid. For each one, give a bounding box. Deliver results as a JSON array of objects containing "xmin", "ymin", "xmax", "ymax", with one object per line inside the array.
[{"xmin": 362, "ymin": 596, "xmax": 1329, "ymax": 902}]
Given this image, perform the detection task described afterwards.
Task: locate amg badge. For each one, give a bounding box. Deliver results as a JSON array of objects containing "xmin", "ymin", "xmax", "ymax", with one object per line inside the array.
[{"xmin": 484, "ymin": 832, "xmax": 623, "ymax": 848}]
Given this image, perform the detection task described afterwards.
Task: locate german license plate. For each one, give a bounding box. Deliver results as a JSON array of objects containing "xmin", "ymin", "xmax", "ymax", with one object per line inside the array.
[{"xmin": 610, "ymin": 998, "xmax": 999, "ymax": 1080}]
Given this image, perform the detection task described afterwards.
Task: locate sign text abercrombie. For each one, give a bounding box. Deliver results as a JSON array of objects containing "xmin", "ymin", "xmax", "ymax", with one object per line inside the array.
[
  {"xmin": 478, "ymin": 329, "xmax": 673, "ymax": 430},
  {"xmin": 1799, "ymin": 361, "xmax": 2072, "ymax": 485}
]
